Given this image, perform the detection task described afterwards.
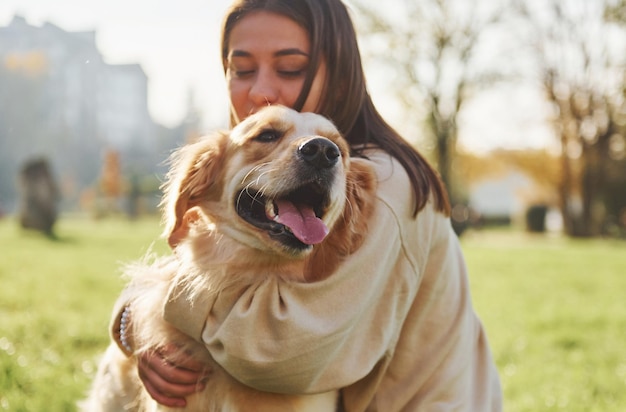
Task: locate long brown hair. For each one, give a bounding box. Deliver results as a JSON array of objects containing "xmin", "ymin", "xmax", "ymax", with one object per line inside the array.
[{"xmin": 221, "ymin": 0, "xmax": 450, "ymax": 216}]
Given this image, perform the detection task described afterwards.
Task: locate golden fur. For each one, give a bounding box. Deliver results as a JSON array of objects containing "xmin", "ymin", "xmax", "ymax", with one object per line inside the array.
[{"xmin": 81, "ymin": 106, "xmax": 377, "ymax": 411}]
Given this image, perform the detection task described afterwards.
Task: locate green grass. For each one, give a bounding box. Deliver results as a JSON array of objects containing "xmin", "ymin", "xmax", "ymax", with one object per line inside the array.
[
  {"xmin": 0, "ymin": 215, "xmax": 169, "ymax": 411},
  {"xmin": 1, "ymin": 218, "xmax": 625, "ymax": 411},
  {"xmin": 463, "ymin": 230, "xmax": 626, "ymax": 411}
]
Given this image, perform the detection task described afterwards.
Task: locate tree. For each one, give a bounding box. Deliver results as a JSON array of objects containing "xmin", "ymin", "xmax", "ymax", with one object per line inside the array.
[
  {"xmin": 606, "ymin": 0, "xmax": 626, "ymax": 22},
  {"xmin": 604, "ymin": 0, "xmax": 626, "ymax": 236},
  {"xmin": 514, "ymin": 0, "xmax": 626, "ymax": 237},
  {"xmin": 353, "ymin": 0, "xmax": 506, "ymax": 202},
  {"xmin": 98, "ymin": 149, "xmax": 124, "ymax": 216},
  {"xmin": 18, "ymin": 158, "xmax": 59, "ymax": 236}
]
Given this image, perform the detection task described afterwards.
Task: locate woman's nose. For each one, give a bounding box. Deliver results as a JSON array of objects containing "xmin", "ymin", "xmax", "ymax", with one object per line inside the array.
[{"xmin": 249, "ymin": 69, "xmax": 278, "ymax": 106}]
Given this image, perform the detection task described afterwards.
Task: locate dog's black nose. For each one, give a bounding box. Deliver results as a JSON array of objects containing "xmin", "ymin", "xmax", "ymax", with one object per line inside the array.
[{"xmin": 298, "ymin": 138, "xmax": 340, "ymax": 169}]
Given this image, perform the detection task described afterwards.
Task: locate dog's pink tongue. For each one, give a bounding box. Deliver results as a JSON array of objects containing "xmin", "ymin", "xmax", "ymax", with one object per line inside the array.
[{"xmin": 275, "ymin": 199, "xmax": 329, "ymax": 245}]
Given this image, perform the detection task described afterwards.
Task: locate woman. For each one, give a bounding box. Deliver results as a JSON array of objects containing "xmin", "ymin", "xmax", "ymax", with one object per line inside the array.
[{"xmin": 111, "ymin": 0, "xmax": 502, "ymax": 410}]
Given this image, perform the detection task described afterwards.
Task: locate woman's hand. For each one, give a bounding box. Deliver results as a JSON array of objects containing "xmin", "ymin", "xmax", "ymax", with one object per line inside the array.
[{"xmin": 137, "ymin": 343, "xmax": 210, "ymax": 408}]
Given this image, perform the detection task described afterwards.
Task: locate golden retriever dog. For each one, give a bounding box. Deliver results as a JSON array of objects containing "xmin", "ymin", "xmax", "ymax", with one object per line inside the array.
[{"xmin": 80, "ymin": 105, "xmax": 377, "ymax": 412}]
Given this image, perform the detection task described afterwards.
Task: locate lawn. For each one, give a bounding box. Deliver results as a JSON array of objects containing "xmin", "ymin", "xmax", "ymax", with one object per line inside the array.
[
  {"xmin": 1, "ymin": 216, "xmax": 625, "ymax": 411},
  {"xmin": 463, "ymin": 229, "xmax": 626, "ymax": 411},
  {"xmin": 0, "ymin": 215, "xmax": 169, "ymax": 411}
]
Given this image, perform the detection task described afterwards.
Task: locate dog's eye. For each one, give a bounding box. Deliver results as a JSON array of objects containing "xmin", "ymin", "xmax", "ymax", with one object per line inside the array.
[{"xmin": 255, "ymin": 129, "xmax": 281, "ymax": 143}]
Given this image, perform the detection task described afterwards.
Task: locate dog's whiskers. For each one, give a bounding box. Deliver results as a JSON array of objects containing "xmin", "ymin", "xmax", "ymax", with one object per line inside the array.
[
  {"xmin": 241, "ymin": 163, "xmax": 268, "ymax": 183},
  {"xmin": 343, "ymin": 193, "xmax": 356, "ymax": 224},
  {"xmin": 235, "ymin": 189, "xmax": 247, "ymax": 209},
  {"xmin": 257, "ymin": 182, "xmax": 273, "ymax": 200},
  {"xmin": 240, "ymin": 163, "xmax": 282, "ymax": 201},
  {"xmin": 254, "ymin": 168, "xmax": 281, "ymax": 198},
  {"xmin": 343, "ymin": 176, "xmax": 360, "ymax": 224},
  {"xmin": 247, "ymin": 185, "xmax": 265, "ymax": 205}
]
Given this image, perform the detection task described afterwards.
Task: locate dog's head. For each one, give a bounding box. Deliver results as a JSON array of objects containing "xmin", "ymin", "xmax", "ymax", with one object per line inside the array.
[{"xmin": 162, "ymin": 105, "xmax": 373, "ymax": 266}]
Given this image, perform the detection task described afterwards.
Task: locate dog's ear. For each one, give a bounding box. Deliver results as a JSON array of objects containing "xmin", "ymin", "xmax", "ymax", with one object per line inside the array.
[{"xmin": 162, "ymin": 132, "xmax": 229, "ymax": 247}]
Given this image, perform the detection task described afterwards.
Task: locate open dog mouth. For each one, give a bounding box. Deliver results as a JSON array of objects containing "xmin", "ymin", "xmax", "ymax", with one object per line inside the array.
[{"xmin": 236, "ymin": 183, "xmax": 331, "ymax": 249}]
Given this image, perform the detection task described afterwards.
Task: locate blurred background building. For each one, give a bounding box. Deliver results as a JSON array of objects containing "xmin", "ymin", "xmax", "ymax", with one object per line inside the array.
[{"xmin": 0, "ymin": 16, "xmax": 200, "ymax": 215}]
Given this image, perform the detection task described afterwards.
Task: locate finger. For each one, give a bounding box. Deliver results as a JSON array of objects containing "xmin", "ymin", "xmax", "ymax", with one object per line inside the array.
[
  {"xmin": 149, "ymin": 352, "xmax": 209, "ymax": 385},
  {"xmin": 139, "ymin": 353, "xmax": 204, "ymax": 396},
  {"xmin": 158, "ymin": 344, "xmax": 208, "ymax": 373},
  {"xmin": 140, "ymin": 370, "xmax": 187, "ymax": 408}
]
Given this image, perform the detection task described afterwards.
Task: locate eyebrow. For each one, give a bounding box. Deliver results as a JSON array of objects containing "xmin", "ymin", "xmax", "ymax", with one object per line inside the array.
[{"xmin": 229, "ymin": 48, "xmax": 309, "ymax": 58}]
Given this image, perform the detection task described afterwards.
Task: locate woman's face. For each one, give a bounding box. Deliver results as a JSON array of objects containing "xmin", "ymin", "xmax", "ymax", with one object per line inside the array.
[{"xmin": 225, "ymin": 11, "xmax": 327, "ymax": 124}]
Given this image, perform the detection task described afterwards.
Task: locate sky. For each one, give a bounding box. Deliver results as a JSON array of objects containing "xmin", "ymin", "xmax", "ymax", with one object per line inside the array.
[{"xmin": 0, "ymin": 0, "xmax": 555, "ymax": 153}]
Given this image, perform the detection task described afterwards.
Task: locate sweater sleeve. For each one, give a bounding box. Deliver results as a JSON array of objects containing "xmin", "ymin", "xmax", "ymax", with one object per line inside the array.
[{"xmin": 163, "ymin": 152, "xmax": 425, "ymax": 394}]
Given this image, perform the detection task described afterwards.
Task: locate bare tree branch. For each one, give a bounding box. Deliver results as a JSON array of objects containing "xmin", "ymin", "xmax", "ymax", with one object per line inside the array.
[{"xmin": 353, "ymin": 0, "xmax": 507, "ymax": 200}]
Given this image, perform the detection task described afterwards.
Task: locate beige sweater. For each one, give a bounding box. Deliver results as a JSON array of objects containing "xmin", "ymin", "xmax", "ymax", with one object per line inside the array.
[{"xmin": 113, "ymin": 150, "xmax": 502, "ymax": 411}]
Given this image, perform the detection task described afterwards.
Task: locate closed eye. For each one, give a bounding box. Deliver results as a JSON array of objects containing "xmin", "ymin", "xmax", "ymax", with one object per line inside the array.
[
  {"xmin": 278, "ymin": 70, "xmax": 305, "ymax": 78},
  {"xmin": 234, "ymin": 70, "xmax": 255, "ymax": 78},
  {"xmin": 255, "ymin": 129, "xmax": 282, "ymax": 143}
]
